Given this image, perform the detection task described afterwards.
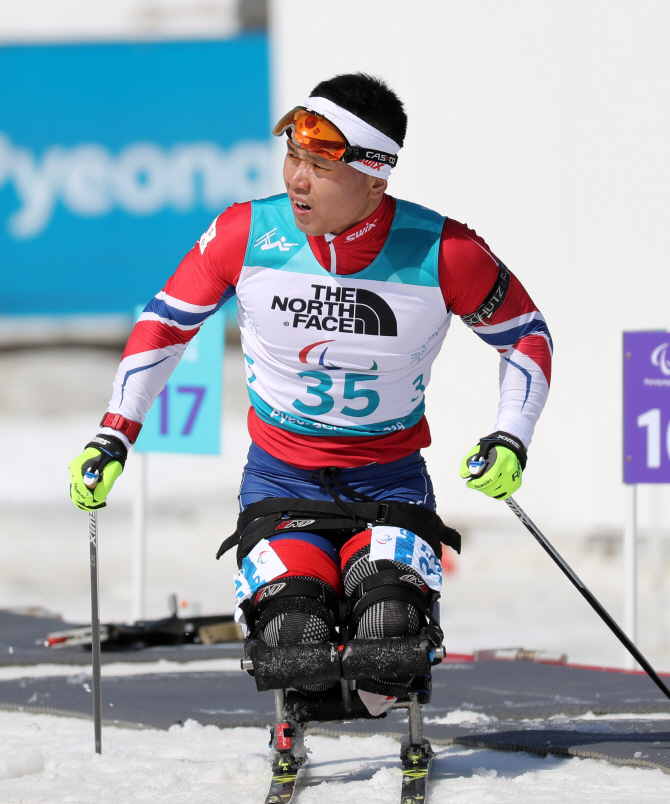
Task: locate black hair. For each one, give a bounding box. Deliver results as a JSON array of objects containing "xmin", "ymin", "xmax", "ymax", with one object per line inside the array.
[{"xmin": 309, "ymin": 73, "xmax": 407, "ymax": 148}]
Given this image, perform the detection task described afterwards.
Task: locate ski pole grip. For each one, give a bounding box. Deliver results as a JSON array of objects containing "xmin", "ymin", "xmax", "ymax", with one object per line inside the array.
[
  {"xmin": 467, "ymin": 457, "xmax": 487, "ymax": 477},
  {"xmin": 84, "ymin": 469, "xmax": 99, "ymax": 490}
]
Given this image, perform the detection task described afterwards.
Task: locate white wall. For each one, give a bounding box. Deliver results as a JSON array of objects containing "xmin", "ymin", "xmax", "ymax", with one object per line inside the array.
[
  {"xmin": 270, "ymin": 0, "xmax": 670, "ymax": 537},
  {"xmin": 0, "ymin": 0, "xmax": 240, "ymax": 42}
]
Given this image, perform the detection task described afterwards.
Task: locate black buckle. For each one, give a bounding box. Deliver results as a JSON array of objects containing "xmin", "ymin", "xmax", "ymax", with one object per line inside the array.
[{"xmin": 375, "ymin": 503, "xmax": 389, "ymax": 523}]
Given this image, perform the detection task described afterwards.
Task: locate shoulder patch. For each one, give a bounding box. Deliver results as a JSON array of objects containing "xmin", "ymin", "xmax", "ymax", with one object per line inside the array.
[{"xmin": 199, "ymin": 217, "xmax": 217, "ymax": 255}]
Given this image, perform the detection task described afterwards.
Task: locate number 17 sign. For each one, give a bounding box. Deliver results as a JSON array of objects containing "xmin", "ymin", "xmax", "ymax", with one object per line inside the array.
[
  {"xmin": 623, "ymin": 331, "xmax": 670, "ymax": 483},
  {"xmin": 134, "ymin": 307, "xmax": 225, "ymax": 455}
]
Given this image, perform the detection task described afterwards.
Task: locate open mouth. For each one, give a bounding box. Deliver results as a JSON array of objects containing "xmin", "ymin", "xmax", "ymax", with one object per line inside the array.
[{"xmin": 293, "ymin": 199, "xmax": 312, "ymax": 211}]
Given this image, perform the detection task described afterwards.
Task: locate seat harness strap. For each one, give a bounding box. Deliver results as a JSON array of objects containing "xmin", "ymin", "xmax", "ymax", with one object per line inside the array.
[{"xmin": 216, "ymin": 496, "xmax": 461, "ymax": 565}]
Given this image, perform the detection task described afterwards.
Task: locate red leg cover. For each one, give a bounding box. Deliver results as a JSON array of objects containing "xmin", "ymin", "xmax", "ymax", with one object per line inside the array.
[{"xmin": 267, "ymin": 534, "xmax": 343, "ymax": 597}]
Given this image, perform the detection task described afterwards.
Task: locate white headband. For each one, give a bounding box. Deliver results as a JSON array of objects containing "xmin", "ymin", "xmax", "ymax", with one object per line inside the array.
[{"xmin": 303, "ymin": 96, "xmax": 401, "ymax": 179}]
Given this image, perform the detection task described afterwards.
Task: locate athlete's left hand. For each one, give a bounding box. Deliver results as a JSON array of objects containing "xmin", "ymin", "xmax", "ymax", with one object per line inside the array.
[{"xmin": 459, "ymin": 431, "xmax": 527, "ymax": 500}]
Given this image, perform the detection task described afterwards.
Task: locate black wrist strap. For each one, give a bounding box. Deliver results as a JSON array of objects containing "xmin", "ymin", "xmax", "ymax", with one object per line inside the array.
[
  {"xmin": 479, "ymin": 430, "xmax": 527, "ymax": 470},
  {"xmin": 85, "ymin": 434, "xmax": 128, "ymax": 469}
]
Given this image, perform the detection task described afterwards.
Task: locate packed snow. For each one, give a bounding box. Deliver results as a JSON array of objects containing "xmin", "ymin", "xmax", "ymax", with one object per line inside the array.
[
  {"xmin": 2, "ymin": 711, "xmax": 670, "ymax": 803},
  {"xmin": 0, "ymin": 659, "xmax": 242, "ymax": 682},
  {"xmin": 2, "ymin": 344, "xmax": 670, "ymax": 801}
]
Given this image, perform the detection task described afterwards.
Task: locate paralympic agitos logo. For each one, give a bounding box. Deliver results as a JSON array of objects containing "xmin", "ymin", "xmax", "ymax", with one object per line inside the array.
[{"xmin": 271, "ymin": 283, "xmax": 398, "ymax": 336}]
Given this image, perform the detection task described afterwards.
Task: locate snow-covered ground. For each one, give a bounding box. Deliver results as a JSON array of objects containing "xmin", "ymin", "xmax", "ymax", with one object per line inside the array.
[
  {"xmin": 2, "ymin": 345, "xmax": 670, "ymax": 801},
  {"xmin": 2, "ymin": 711, "xmax": 670, "ymax": 803}
]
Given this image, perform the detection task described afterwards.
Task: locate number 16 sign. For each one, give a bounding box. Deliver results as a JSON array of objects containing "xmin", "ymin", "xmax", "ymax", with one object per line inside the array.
[
  {"xmin": 623, "ymin": 331, "xmax": 670, "ymax": 483},
  {"xmin": 134, "ymin": 306, "xmax": 225, "ymax": 455}
]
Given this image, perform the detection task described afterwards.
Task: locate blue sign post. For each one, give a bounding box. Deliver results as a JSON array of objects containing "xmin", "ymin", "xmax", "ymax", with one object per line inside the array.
[{"xmin": 621, "ymin": 330, "xmax": 670, "ymax": 668}]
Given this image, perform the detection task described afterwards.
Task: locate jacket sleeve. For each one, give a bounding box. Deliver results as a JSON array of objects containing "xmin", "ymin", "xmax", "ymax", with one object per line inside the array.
[
  {"xmin": 99, "ymin": 202, "xmax": 251, "ymax": 446},
  {"xmin": 439, "ymin": 218, "xmax": 552, "ymax": 449}
]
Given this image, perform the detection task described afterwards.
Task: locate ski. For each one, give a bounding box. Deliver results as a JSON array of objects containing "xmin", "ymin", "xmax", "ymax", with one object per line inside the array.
[
  {"xmin": 400, "ymin": 739, "xmax": 434, "ymax": 804},
  {"xmin": 264, "ymin": 719, "xmax": 308, "ymax": 804},
  {"xmin": 264, "ymin": 754, "xmax": 308, "ymax": 804}
]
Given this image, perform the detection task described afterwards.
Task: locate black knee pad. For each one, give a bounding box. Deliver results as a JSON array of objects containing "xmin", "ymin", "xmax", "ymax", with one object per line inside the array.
[
  {"xmin": 251, "ymin": 577, "xmax": 340, "ymax": 695},
  {"xmin": 342, "ymin": 545, "xmax": 435, "ymax": 638},
  {"xmin": 258, "ymin": 592, "xmax": 336, "ymax": 647},
  {"xmin": 342, "ymin": 545, "xmax": 439, "ymax": 697}
]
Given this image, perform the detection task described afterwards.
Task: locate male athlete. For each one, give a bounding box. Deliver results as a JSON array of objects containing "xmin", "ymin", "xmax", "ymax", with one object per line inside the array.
[{"xmin": 69, "ymin": 73, "xmax": 552, "ymax": 717}]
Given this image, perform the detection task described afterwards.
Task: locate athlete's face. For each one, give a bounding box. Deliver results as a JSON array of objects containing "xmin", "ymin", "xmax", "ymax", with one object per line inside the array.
[{"xmin": 283, "ymin": 140, "xmax": 387, "ymax": 236}]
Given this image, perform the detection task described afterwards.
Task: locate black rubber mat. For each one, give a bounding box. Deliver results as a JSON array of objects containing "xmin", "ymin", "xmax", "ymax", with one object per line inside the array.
[
  {"xmin": 3, "ymin": 659, "xmax": 670, "ymax": 726},
  {"xmin": 432, "ymin": 658, "xmax": 670, "ymax": 718}
]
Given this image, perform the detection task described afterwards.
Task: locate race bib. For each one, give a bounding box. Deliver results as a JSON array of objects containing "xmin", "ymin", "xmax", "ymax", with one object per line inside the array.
[
  {"xmin": 233, "ymin": 539, "xmax": 288, "ymax": 626},
  {"xmin": 369, "ymin": 526, "xmax": 442, "ymax": 591}
]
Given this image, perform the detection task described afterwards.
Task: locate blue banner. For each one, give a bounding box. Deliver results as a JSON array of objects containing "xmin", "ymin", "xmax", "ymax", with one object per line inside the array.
[{"xmin": 0, "ymin": 37, "xmax": 271, "ymax": 315}]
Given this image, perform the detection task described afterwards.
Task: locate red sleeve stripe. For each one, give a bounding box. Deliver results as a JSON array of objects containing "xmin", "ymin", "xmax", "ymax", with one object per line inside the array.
[{"xmin": 512, "ymin": 334, "xmax": 553, "ymax": 386}]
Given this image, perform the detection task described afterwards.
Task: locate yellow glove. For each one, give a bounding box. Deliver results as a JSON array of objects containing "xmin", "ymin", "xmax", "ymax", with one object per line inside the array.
[
  {"xmin": 69, "ymin": 435, "xmax": 127, "ymax": 511},
  {"xmin": 459, "ymin": 431, "xmax": 526, "ymax": 500}
]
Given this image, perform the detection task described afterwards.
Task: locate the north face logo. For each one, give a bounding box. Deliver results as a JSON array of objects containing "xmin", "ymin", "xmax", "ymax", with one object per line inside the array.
[{"xmin": 271, "ymin": 284, "xmax": 397, "ymax": 336}]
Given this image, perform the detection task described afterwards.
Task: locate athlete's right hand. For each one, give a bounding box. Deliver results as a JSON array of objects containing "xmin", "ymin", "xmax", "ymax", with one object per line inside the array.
[{"xmin": 69, "ymin": 435, "xmax": 128, "ymax": 511}]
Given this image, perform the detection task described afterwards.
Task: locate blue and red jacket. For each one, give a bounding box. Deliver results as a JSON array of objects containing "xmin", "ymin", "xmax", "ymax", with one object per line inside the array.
[{"xmin": 101, "ymin": 193, "xmax": 552, "ymax": 468}]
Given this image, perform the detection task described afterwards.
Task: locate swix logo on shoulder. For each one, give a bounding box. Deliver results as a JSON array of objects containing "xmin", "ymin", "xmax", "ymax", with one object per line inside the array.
[
  {"xmin": 271, "ymin": 283, "xmax": 398, "ymax": 336},
  {"xmin": 273, "ymin": 518, "xmax": 317, "ymax": 531},
  {"xmin": 254, "ymin": 227, "xmax": 299, "ymax": 252},
  {"xmin": 346, "ymin": 220, "xmax": 377, "ymax": 242}
]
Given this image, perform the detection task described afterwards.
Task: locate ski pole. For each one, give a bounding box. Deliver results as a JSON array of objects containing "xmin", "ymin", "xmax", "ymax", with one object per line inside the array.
[
  {"xmin": 505, "ymin": 496, "xmax": 670, "ymax": 702},
  {"xmin": 84, "ymin": 470, "xmax": 103, "ymax": 754}
]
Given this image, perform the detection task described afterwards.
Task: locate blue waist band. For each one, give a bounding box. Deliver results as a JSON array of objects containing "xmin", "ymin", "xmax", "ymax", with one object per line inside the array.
[{"xmin": 238, "ymin": 443, "xmax": 435, "ymax": 512}]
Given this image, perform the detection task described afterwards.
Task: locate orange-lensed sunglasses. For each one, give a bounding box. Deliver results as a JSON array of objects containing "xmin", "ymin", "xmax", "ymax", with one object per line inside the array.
[{"xmin": 272, "ymin": 107, "xmax": 398, "ymax": 167}]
